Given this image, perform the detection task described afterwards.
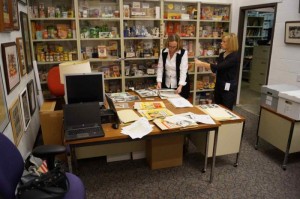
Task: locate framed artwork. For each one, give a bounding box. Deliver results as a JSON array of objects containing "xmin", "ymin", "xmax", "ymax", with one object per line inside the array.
[
  {"xmin": 9, "ymin": 98, "xmax": 24, "ymax": 145},
  {"xmin": 285, "ymin": 21, "xmax": 300, "ymax": 44},
  {"xmin": 0, "ymin": 69, "xmax": 10, "ymax": 133},
  {"xmin": 0, "ymin": 0, "xmax": 13, "ymax": 32},
  {"xmin": 27, "ymin": 79, "xmax": 36, "ymax": 116},
  {"xmin": 16, "ymin": 37, "xmax": 27, "ymax": 76},
  {"xmin": 18, "ymin": 0, "xmax": 27, "ymax": 5},
  {"xmin": 20, "ymin": 12, "xmax": 33, "ymax": 73},
  {"xmin": 12, "ymin": 0, "xmax": 19, "ymax": 30},
  {"xmin": 19, "ymin": 88, "xmax": 31, "ymax": 131},
  {"xmin": 1, "ymin": 42, "xmax": 20, "ymax": 94}
]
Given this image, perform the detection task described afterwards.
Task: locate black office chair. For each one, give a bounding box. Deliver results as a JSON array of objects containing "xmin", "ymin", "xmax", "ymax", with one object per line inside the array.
[{"xmin": 0, "ymin": 133, "xmax": 86, "ymax": 199}]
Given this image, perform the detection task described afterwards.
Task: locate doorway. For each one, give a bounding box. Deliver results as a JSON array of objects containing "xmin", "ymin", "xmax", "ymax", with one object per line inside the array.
[{"xmin": 236, "ymin": 4, "xmax": 277, "ymax": 115}]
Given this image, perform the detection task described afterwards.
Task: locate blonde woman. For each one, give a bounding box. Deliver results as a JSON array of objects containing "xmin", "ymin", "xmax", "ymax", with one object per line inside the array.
[
  {"xmin": 195, "ymin": 33, "xmax": 239, "ymax": 110},
  {"xmin": 156, "ymin": 34, "xmax": 190, "ymax": 99}
]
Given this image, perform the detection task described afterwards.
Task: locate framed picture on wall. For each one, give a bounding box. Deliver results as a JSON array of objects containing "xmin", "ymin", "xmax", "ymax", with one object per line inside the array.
[
  {"xmin": 20, "ymin": 12, "xmax": 33, "ymax": 73},
  {"xmin": 285, "ymin": 21, "xmax": 300, "ymax": 44},
  {"xmin": 1, "ymin": 42, "xmax": 21, "ymax": 94},
  {"xmin": 19, "ymin": 88, "xmax": 31, "ymax": 131},
  {"xmin": 18, "ymin": 0, "xmax": 27, "ymax": 5},
  {"xmin": 27, "ymin": 80, "xmax": 36, "ymax": 116},
  {"xmin": 12, "ymin": 0, "xmax": 19, "ymax": 30},
  {"xmin": 0, "ymin": 69, "xmax": 10, "ymax": 133},
  {"xmin": 16, "ymin": 37, "xmax": 27, "ymax": 76},
  {"xmin": 0, "ymin": 0, "xmax": 13, "ymax": 32},
  {"xmin": 9, "ymin": 98, "xmax": 24, "ymax": 145}
]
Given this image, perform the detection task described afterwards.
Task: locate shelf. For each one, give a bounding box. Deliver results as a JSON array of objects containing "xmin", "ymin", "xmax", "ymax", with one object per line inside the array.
[
  {"xmin": 28, "ymin": 0, "xmax": 231, "ymax": 105},
  {"xmin": 247, "ymin": 26, "xmax": 263, "ymax": 28}
]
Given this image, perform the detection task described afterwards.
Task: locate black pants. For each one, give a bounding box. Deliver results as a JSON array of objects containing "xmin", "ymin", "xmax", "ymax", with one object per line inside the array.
[{"xmin": 214, "ymin": 89, "xmax": 236, "ymax": 110}]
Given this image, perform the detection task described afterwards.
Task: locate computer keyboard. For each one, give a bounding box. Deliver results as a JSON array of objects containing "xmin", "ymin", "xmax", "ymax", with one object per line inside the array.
[{"xmin": 68, "ymin": 126, "xmax": 102, "ymax": 135}]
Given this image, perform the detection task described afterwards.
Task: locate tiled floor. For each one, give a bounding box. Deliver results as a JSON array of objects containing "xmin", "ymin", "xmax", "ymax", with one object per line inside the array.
[{"xmin": 236, "ymin": 81, "xmax": 261, "ymax": 115}]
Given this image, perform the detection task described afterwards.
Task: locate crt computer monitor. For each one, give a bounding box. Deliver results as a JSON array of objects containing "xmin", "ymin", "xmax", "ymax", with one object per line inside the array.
[{"xmin": 64, "ymin": 72, "xmax": 105, "ymax": 106}]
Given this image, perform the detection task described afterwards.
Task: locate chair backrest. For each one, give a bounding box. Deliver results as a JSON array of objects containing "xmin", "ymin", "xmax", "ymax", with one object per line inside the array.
[
  {"xmin": 0, "ymin": 133, "xmax": 24, "ymax": 199},
  {"xmin": 47, "ymin": 66, "xmax": 65, "ymax": 97}
]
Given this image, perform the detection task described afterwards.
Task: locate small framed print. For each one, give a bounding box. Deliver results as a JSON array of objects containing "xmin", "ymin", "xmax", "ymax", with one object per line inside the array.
[
  {"xmin": 19, "ymin": 88, "xmax": 31, "ymax": 131},
  {"xmin": 98, "ymin": 45, "xmax": 107, "ymax": 58},
  {"xmin": 1, "ymin": 42, "xmax": 20, "ymax": 94},
  {"xmin": 20, "ymin": 12, "xmax": 33, "ymax": 73},
  {"xmin": 285, "ymin": 21, "xmax": 300, "ymax": 44},
  {"xmin": 12, "ymin": 0, "xmax": 19, "ymax": 30},
  {"xmin": 0, "ymin": 0, "xmax": 13, "ymax": 32},
  {"xmin": 9, "ymin": 98, "xmax": 24, "ymax": 145},
  {"xmin": 16, "ymin": 37, "xmax": 27, "ymax": 76},
  {"xmin": 26, "ymin": 79, "xmax": 36, "ymax": 116},
  {"xmin": 0, "ymin": 69, "xmax": 9, "ymax": 132}
]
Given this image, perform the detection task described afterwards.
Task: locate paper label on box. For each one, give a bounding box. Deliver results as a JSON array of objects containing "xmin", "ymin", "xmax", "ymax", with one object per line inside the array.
[
  {"xmin": 266, "ymin": 96, "xmax": 273, "ymax": 101},
  {"xmin": 266, "ymin": 99, "xmax": 272, "ymax": 106}
]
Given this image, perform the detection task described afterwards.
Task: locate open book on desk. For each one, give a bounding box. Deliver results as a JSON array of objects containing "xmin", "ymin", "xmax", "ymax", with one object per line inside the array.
[
  {"xmin": 167, "ymin": 97, "xmax": 193, "ymax": 108},
  {"xmin": 158, "ymin": 89, "xmax": 181, "ymax": 99}
]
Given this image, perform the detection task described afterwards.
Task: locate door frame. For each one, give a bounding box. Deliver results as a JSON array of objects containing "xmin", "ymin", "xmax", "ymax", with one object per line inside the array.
[{"xmin": 236, "ymin": 3, "xmax": 277, "ymax": 104}]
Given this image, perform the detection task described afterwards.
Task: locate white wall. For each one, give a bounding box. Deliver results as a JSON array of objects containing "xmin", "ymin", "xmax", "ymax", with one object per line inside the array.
[
  {"xmin": 233, "ymin": 0, "xmax": 300, "ymax": 87},
  {"xmin": 1, "ymin": 4, "xmax": 40, "ymax": 158}
]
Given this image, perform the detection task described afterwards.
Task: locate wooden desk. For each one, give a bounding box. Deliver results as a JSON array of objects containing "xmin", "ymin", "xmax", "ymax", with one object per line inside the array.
[
  {"xmin": 65, "ymin": 98, "xmax": 221, "ymax": 183},
  {"xmin": 256, "ymin": 105, "xmax": 300, "ymax": 170}
]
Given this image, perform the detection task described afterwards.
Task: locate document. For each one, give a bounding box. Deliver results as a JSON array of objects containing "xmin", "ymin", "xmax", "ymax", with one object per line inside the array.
[
  {"xmin": 158, "ymin": 89, "xmax": 181, "ymax": 99},
  {"xmin": 153, "ymin": 119, "xmax": 181, "ymax": 130},
  {"xmin": 121, "ymin": 117, "xmax": 153, "ymax": 139},
  {"xmin": 167, "ymin": 97, "xmax": 193, "ymax": 108},
  {"xmin": 197, "ymin": 104, "xmax": 240, "ymax": 121},
  {"xmin": 138, "ymin": 108, "xmax": 175, "ymax": 120},
  {"xmin": 164, "ymin": 115, "xmax": 197, "ymax": 128},
  {"xmin": 135, "ymin": 89, "xmax": 158, "ymax": 98},
  {"xmin": 134, "ymin": 101, "xmax": 166, "ymax": 110},
  {"xmin": 180, "ymin": 112, "xmax": 215, "ymax": 124},
  {"xmin": 117, "ymin": 109, "xmax": 141, "ymax": 123}
]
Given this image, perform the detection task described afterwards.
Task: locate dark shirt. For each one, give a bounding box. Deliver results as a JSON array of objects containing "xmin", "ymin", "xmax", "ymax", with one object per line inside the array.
[{"xmin": 210, "ymin": 51, "xmax": 239, "ymax": 91}]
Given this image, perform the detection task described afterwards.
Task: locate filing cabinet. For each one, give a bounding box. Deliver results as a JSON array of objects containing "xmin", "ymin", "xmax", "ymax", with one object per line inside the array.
[{"xmin": 249, "ymin": 45, "xmax": 270, "ymax": 92}]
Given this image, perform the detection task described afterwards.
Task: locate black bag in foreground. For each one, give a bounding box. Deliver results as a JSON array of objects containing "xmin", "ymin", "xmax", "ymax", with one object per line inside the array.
[{"xmin": 17, "ymin": 166, "xmax": 69, "ymax": 199}]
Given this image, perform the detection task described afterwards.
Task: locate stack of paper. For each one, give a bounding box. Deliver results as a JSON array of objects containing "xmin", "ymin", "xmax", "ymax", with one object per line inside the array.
[
  {"xmin": 121, "ymin": 118, "xmax": 153, "ymax": 139},
  {"xmin": 117, "ymin": 109, "xmax": 141, "ymax": 123},
  {"xmin": 158, "ymin": 89, "xmax": 181, "ymax": 99},
  {"xmin": 135, "ymin": 89, "xmax": 158, "ymax": 98},
  {"xmin": 168, "ymin": 97, "xmax": 193, "ymax": 108},
  {"xmin": 197, "ymin": 104, "xmax": 240, "ymax": 121}
]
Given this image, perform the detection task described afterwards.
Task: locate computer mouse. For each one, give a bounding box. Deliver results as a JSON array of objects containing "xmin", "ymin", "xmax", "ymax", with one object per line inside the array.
[{"xmin": 112, "ymin": 123, "xmax": 119, "ymax": 129}]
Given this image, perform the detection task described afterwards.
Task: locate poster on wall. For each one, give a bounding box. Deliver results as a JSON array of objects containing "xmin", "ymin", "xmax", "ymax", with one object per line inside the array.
[
  {"xmin": 27, "ymin": 79, "xmax": 36, "ymax": 116},
  {"xmin": 9, "ymin": 98, "xmax": 24, "ymax": 145},
  {"xmin": 20, "ymin": 12, "xmax": 33, "ymax": 73},
  {"xmin": 285, "ymin": 21, "xmax": 300, "ymax": 44},
  {"xmin": 0, "ymin": 68, "xmax": 10, "ymax": 133},
  {"xmin": 1, "ymin": 42, "xmax": 20, "ymax": 94},
  {"xmin": 19, "ymin": 88, "xmax": 31, "ymax": 131},
  {"xmin": 16, "ymin": 37, "xmax": 27, "ymax": 76}
]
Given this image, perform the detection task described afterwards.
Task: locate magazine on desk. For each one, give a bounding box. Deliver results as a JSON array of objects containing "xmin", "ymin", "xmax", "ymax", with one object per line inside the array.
[
  {"xmin": 158, "ymin": 89, "xmax": 181, "ymax": 99},
  {"xmin": 138, "ymin": 108, "xmax": 174, "ymax": 120},
  {"xmin": 134, "ymin": 101, "xmax": 166, "ymax": 110},
  {"xmin": 135, "ymin": 89, "xmax": 158, "ymax": 98},
  {"xmin": 106, "ymin": 92, "xmax": 140, "ymax": 102}
]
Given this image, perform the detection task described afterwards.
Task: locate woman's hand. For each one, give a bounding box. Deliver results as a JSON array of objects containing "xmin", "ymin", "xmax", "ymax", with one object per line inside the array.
[
  {"xmin": 156, "ymin": 82, "xmax": 162, "ymax": 89},
  {"xmin": 194, "ymin": 58, "xmax": 210, "ymax": 70},
  {"xmin": 176, "ymin": 85, "xmax": 183, "ymax": 94}
]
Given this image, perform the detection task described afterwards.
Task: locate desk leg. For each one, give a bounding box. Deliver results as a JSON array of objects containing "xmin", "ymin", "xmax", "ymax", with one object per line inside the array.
[
  {"xmin": 255, "ymin": 107, "xmax": 262, "ymax": 150},
  {"xmin": 282, "ymin": 122, "xmax": 295, "ymax": 170},
  {"xmin": 210, "ymin": 128, "xmax": 219, "ymax": 183},
  {"xmin": 202, "ymin": 132, "xmax": 209, "ymax": 173},
  {"xmin": 234, "ymin": 122, "xmax": 246, "ymax": 167}
]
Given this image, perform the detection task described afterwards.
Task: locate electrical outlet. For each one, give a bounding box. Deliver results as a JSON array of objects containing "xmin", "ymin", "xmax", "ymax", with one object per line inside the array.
[{"xmin": 297, "ymin": 74, "xmax": 300, "ymax": 82}]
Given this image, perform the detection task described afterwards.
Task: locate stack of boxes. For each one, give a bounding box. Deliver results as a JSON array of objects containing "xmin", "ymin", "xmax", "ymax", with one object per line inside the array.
[{"xmin": 260, "ymin": 84, "xmax": 300, "ymax": 120}]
